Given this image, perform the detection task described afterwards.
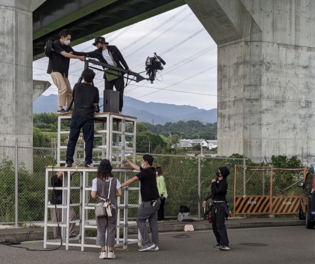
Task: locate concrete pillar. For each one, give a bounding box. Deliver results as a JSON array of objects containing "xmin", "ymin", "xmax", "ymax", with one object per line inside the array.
[
  {"xmin": 185, "ymin": 0, "xmax": 315, "ymax": 163},
  {"xmin": 0, "ymin": 0, "xmax": 46, "ymax": 148}
]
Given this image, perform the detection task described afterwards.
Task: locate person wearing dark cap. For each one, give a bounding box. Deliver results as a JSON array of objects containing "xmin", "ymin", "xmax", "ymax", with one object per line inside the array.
[
  {"xmin": 121, "ymin": 155, "xmax": 160, "ymax": 252},
  {"xmin": 76, "ymin": 36, "xmax": 131, "ymax": 113},
  {"xmin": 91, "ymin": 159, "xmax": 122, "ymax": 259},
  {"xmin": 202, "ymin": 167, "xmax": 230, "ymax": 251}
]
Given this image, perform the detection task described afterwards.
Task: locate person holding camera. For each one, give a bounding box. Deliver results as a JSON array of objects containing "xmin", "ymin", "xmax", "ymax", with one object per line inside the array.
[
  {"xmin": 121, "ymin": 155, "xmax": 160, "ymax": 252},
  {"xmin": 50, "ymin": 171, "xmax": 77, "ymax": 239},
  {"xmin": 202, "ymin": 167, "xmax": 230, "ymax": 251},
  {"xmin": 91, "ymin": 159, "xmax": 122, "ymax": 259},
  {"xmin": 75, "ymin": 37, "xmax": 131, "ymax": 113},
  {"xmin": 47, "ymin": 29, "xmax": 85, "ymax": 113},
  {"xmin": 65, "ymin": 68, "xmax": 99, "ymax": 168},
  {"xmin": 156, "ymin": 166, "xmax": 168, "ymax": 221}
]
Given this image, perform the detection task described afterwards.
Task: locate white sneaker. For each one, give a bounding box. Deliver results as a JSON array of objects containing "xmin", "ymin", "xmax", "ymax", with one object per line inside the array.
[
  {"xmin": 108, "ymin": 251, "xmax": 116, "ymax": 259},
  {"xmin": 150, "ymin": 245, "xmax": 159, "ymax": 251},
  {"xmin": 99, "ymin": 251, "xmax": 107, "ymax": 259}
]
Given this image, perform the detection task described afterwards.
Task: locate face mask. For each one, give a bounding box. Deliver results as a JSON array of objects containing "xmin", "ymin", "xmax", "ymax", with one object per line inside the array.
[
  {"xmin": 141, "ymin": 163, "xmax": 146, "ymax": 169},
  {"xmin": 64, "ymin": 40, "xmax": 71, "ymax": 46},
  {"xmin": 156, "ymin": 172, "xmax": 158, "ymax": 176},
  {"xmin": 216, "ymin": 171, "xmax": 220, "ymax": 177}
]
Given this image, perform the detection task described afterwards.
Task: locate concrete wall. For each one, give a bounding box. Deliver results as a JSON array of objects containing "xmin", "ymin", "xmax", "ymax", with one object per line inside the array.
[{"xmin": 186, "ymin": 0, "xmax": 315, "ymax": 163}]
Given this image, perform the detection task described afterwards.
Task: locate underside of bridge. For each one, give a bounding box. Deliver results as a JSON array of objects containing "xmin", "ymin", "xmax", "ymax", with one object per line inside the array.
[{"xmin": 33, "ymin": 0, "xmax": 185, "ymax": 59}]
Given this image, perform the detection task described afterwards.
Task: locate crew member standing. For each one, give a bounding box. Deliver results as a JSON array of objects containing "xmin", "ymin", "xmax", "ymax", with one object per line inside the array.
[
  {"xmin": 203, "ymin": 167, "xmax": 230, "ymax": 251},
  {"xmin": 76, "ymin": 37, "xmax": 131, "ymax": 113},
  {"xmin": 121, "ymin": 155, "xmax": 160, "ymax": 251},
  {"xmin": 65, "ymin": 68, "xmax": 99, "ymax": 167},
  {"xmin": 47, "ymin": 29, "xmax": 85, "ymax": 113}
]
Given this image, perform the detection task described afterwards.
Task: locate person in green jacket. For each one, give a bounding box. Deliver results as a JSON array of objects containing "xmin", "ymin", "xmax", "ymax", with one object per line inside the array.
[{"xmin": 156, "ymin": 167, "xmax": 168, "ymax": 221}]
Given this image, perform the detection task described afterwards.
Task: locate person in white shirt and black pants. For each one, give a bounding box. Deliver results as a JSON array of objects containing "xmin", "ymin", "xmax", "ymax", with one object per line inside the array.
[{"xmin": 76, "ymin": 37, "xmax": 131, "ymax": 113}]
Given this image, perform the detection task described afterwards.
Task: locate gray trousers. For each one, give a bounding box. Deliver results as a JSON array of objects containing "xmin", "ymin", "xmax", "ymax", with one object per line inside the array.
[
  {"xmin": 96, "ymin": 210, "xmax": 117, "ymax": 247},
  {"xmin": 137, "ymin": 199, "xmax": 161, "ymax": 246},
  {"xmin": 50, "ymin": 207, "xmax": 76, "ymax": 238}
]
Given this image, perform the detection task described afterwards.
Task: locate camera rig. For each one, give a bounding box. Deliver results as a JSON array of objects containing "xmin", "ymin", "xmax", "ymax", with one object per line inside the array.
[{"xmin": 145, "ymin": 53, "xmax": 166, "ymax": 84}]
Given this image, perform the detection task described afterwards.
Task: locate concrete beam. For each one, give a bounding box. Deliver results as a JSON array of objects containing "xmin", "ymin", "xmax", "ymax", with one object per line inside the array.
[{"xmin": 33, "ymin": 80, "xmax": 51, "ymax": 102}]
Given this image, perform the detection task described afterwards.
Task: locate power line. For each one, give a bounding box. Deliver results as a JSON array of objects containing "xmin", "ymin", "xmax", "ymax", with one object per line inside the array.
[
  {"xmin": 120, "ymin": 6, "xmax": 189, "ymax": 52},
  {"xmin": 124, "ymin": 13, "xmax": 193, "ymax": 59}
]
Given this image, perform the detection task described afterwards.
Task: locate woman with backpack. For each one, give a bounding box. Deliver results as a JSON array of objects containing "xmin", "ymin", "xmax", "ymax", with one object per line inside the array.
[{"xmin": 91, "ymin": 159, "xmax": 122, "ymax": 259}]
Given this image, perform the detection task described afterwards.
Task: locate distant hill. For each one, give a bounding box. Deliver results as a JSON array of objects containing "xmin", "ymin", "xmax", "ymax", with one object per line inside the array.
[{"xmin": 33, "ymin": 94, "xmax": 217, "ymax": 124}]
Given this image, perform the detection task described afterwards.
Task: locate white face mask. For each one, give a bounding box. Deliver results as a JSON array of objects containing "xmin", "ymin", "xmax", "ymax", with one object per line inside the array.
[
  {"xmin": 64, "ymin": 40, "xmax": 71, "ymax": 46},
  {"xmin": 141, "ymin": 163, "xmax": 146, "ymax": 169}
]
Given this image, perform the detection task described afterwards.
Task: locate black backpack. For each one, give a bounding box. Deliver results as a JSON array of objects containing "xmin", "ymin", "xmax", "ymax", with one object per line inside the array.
[
  {"xmin": 179, "ymin": 205, "xmax": 190, "ymax": 213},
  {"xmin": 44, "ymin": 40, "xmax": 54, "ymax": 57}
]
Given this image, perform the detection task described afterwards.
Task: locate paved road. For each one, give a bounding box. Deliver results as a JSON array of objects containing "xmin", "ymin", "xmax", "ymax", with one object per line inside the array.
[{"xmin": 0, "ymin": 226, "xmax": 314, "ymax": 264}]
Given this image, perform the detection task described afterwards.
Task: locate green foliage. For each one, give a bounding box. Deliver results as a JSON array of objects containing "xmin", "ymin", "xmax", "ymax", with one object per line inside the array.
[
  {"xmin": 145, "ymin": 120, "xmax": 217, "ymax": 139},
  {"xmin": 33, "ymin": 127, "xmax": 51, "ymax": 147},
  {"xmin": 270, "ymin": 155, "xmax": 303, "ymax": 168},
  {"xmin": 136, "ymin": 131, "xmax": 167, "ymax": 153}
]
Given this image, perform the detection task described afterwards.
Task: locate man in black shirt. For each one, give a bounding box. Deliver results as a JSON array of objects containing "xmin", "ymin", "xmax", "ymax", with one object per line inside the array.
[
  {"xmin": 65, "ymin": 69, "xmax": 99, "ymax": 167},
  {"xmin": 47, "ymin": 29, "xmax": 85, "ymax": 113},
  {"xmin": 50, "ymin": 171, "xmax": 77, "ymax": 238},
  {"xmin": 75, "ymin": 37, "xmax": 131, "ymax": 113},
  {"xmin": 121, "ymin": 155, "xmax": 160, "ymax": 252}
]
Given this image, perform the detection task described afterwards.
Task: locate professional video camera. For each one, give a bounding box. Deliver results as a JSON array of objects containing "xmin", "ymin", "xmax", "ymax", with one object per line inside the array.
[{"xmin": 145, "ymin": 52, "xmax": 166, "ymax": 84}]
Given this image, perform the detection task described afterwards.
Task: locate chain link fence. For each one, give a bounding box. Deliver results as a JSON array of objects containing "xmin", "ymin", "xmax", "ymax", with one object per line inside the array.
[{"xmin": 0, "ymin": 145, "xmax": 245, "ymax": 225}]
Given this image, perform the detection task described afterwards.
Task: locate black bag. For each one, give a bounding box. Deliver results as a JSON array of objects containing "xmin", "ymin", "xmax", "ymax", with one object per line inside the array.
[
  {"xmin": 44, "ymin": 40, "xmax": 54, "ymax": 57},
  {"xmin": 180, "ymin": 205, "xmax": 190, "ymax": 213}
]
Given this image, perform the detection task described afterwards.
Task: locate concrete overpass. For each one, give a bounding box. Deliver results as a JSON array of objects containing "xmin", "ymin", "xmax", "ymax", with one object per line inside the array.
[{"xmin": 1, "ymin": 0, "xmax": 315, "ymax": 163}]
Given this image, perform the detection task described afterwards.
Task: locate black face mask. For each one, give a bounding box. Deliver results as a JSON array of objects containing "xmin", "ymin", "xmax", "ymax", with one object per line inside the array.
[{"xmin": 216, "ymin": 171, "xmax": 220, "ymax": 177}]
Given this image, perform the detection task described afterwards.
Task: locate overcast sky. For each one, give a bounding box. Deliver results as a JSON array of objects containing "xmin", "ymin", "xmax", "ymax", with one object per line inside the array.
[{"xmin": 33, "ymin": 5, "xmax": 218, "ymax": 110}]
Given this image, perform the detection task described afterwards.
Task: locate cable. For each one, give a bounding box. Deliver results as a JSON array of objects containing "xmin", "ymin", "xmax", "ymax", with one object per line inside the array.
[
  {"xmin": 120, "ymin": 6, "xmax": 188, "ymax": 52},
  {"xmin": 124, "ymin": 13, "xmax": 193, "ymax": 59}
]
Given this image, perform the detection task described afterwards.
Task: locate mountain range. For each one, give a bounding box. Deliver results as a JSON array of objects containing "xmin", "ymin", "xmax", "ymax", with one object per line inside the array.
[{"xmin": 33, "ymin": 94, "xmax": 217, "ymax": 124}]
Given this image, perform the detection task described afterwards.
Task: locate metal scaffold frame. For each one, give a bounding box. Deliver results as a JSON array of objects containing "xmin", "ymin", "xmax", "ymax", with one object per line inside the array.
[{"xmin": 44, "ymin": 112, "xmax": 141, "ymax": 251}]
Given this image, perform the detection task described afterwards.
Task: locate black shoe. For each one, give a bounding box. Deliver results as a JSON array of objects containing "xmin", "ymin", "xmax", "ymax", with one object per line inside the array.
[
  {"xmin": 57, "ymin": 108, "xmax": 68, "ymax": 114},
  {"xmin": 219, "ymin": 245, "xmax": 230, "ymax": 251},
  {"xmin": 84, "ymin": 162, "xmax": 94, "ymax": 167},
  {"xmin": 65, "ymin": 163, "xmax": 72, "ymax": 167},
  {"xmin": 213, "ymin": 244, "xmax": 221, "ymax": 248}
]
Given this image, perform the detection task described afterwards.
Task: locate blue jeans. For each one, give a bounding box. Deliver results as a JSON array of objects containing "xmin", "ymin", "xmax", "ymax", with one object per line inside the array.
[{"xmin": 66, "ymin": 117, "xmax": 94, "ymax": 164}]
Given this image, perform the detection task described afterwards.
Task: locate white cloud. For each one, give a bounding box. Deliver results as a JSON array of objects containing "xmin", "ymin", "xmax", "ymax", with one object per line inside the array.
[{"xmin": 33, "ymin": 5, "xmax": 218, "ymax": 110}]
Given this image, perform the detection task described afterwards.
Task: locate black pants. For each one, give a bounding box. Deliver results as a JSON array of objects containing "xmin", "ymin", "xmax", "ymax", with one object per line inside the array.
[
  {"xmin": 211, "ymin": 203, "xmax": 229, "ymax": 246},
  {"xmin": 104, "ymin": 77, "xmax": 124, "ymax": 112},
  {"xmin": 157, "ymin": 197, "xmax": 166, "ymax": 220},
  {"xmin": 66, "ymin": 117, "xmax": 94, "ymax": 164}
]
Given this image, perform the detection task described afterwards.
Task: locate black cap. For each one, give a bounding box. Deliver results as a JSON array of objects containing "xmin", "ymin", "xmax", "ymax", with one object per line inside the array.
[
  {"xmin": 219, "ymin": 167, "xmax": 230, "ymax": 178},
  {"xmin": 98, "ymin": 159, "xmax": 112, "ymax": 173},
  {"xmin": 143, "ymin": 154, "xmax": 154, "ymax": 166},
  {"xmin": 92, "ymin": 36, "xmax": 108, "ymax": 46}
]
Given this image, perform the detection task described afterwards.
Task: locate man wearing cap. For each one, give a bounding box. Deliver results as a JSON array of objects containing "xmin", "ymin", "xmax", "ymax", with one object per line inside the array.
[
  {"xmin": 76, "ymin": 37, "xmax": 131, "ymax": 113},
  {"xmin": 203, "ymin": 167, "xmax": 230, "ymax": 251},
  {"xmin": 121, "ymin": 155, "xmax": 160, "ymax": 252}
]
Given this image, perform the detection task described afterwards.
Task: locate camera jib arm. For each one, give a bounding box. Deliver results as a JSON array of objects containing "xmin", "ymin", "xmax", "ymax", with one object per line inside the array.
[{"xmin": 84, "ymin": 59, "xmax": 147, "ymax": 83}]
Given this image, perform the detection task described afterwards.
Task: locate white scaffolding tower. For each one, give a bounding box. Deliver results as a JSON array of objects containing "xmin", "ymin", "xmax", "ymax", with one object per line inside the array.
[{"xmin": 44, "ymin": 112, "xmax": 141, "ymax": 250}]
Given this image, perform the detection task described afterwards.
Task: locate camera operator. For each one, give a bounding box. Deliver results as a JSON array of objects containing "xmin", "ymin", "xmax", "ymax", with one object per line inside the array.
[
  {"xmin": 65, "ymin": 69, "xmax": 99, "ymax": 167},
  {"xmin": 50, "ymin": 171, "xmax": 77, "ymax": 238},
  {"xmin": 47, "ymin": 29, "xmax": 85, "ymax": 113},
  {"xmin": 76, "ymin": 37, "xmax": 131, "ymax": 113},
  {"xmin": 121, "ymin": 155, "xmax": 160, "ymax": 252},
  {"xmin": 203, "ymin": 167, "xmax": 230, "ymax": 251}
]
